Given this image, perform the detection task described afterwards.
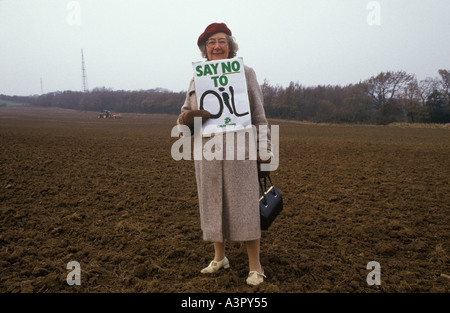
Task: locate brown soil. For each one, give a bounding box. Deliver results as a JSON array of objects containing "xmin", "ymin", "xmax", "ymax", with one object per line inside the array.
[{"xmin": 0, "ymin": 106, "xmax": 448, "ymax": 293}]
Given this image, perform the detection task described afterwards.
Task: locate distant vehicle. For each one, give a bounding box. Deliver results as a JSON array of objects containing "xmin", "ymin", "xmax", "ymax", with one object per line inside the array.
[
  {"xmin": 98, "ymin": 110, "xmax": 111, "ymax": 119},
  {"xmin": 98, "ymin": 110, "xmax": 122, "ymax": 119}
]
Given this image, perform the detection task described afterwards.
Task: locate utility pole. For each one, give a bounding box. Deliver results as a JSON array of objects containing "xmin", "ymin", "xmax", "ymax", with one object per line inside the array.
[
  {"xmin": 40, "ymin": 77, "xmax": 44, "ymax": 94},
  {"xmin": 81, "ymin": 49, "xmax": 89, "ymax": 93}
]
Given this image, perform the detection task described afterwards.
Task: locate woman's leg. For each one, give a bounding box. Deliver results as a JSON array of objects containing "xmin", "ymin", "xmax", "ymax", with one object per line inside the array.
[
  {"xmin": 201, "ymin": 241, "xmax": 228, "ymax": 274},
  {"xmin": 214, "ymin": 241, "xmax": 226, "ymax": 261},
  {"xmin": 246, "ymin": 239, "xmax": 262, "ymax": 272}
]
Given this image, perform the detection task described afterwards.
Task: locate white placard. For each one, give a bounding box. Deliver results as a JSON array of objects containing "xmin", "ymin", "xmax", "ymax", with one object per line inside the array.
[{"xmin": 192, "ymin": 57, "xmax": 252, "ymax": 136}]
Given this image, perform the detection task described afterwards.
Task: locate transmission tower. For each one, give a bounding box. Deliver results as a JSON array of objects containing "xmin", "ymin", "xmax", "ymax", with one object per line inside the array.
[{"xmin": 81, "ymin": 49, "xmax": 89, "ymax": 93}]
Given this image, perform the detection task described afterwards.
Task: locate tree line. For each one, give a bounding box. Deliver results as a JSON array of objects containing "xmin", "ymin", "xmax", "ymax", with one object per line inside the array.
[
  {"xmin": 29, "ymin": 87, "xmax": 186, "ymax": 115},
  {"xmin": 3, "ymin": 69, "xmax": 448, "ymax": 124},
  {"xmin": 262, "ymin": 69, "xmax": 449, "ymax": 124}
]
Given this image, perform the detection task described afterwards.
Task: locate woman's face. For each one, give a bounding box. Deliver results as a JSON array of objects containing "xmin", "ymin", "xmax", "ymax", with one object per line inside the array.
[{"xmin": 206, "ymin": 32, "xmax": 230, "ymax": 61}]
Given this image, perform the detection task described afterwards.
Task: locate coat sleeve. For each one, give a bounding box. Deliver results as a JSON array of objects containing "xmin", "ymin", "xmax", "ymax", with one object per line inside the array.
[
  {"xmin": 181, "ymin": 78, "xmax": 197, "ymax": 113},
  {"xmin": 245, "ymin": 66, "xmax": 272, "ymax": 157},
  {"xmin": 178, "ymin": 78, "xmax": 197, "ymax": 125}
]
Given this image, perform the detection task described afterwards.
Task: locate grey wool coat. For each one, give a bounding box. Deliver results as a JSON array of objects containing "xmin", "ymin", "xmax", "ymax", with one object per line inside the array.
[{"xmin": 180, "ymin": 65, "xmax": 272, "ymax": 242}]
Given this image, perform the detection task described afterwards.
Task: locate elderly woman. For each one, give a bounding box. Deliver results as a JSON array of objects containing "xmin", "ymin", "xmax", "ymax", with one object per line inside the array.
[{"xmin": 178, "ymin": 22, "xmax": 272, "ymax": 286}]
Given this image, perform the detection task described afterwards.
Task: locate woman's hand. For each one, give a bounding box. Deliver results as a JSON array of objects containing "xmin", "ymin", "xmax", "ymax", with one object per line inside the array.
[
  {"xmin": 177, "ymin": 109, "xmax": 210, "ymax": 133},
  {"xmin": 257, "ymin": 152, "xmax": 272, "ymax": 178}
]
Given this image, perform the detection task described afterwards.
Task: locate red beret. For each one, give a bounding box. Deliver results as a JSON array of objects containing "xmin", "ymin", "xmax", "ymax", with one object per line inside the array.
[{"xmin": 197, "ymin": 23, "xmax": 232, "ymax": 46}]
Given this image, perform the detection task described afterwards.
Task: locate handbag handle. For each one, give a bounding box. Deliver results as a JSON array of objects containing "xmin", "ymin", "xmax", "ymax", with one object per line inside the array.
[
  {"xmin": 259, "ymin": 176, "xmax": 275, "ymax": 192},
  {"xmin": 259, "ymin": 175, "xmax": 274, "ymax": 206}
]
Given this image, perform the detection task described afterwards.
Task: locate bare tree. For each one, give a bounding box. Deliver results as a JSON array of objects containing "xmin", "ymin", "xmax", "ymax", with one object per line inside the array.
[
  {"xmin": 438, "ymin": 69, "xmax": 450, "ymax": 104},
  {"xmin": 401, "ymin": 79, "xmax": 421, "ymax": 123},
  {"xmin": 365, "ymin": 71, "xmax": 415, "ymax": 108},
  {"xmin": 365, "ymin": 71, "xmax": 415, "ymax": 123},
  {"xmin": 417, "ymin": 77, "xmax": 440, "ymax": 106}
]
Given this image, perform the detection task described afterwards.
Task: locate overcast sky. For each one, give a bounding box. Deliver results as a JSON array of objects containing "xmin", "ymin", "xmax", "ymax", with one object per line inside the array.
[{"xmin": 1, "ymin": 0, "xmax": 449, "ymax": 96}]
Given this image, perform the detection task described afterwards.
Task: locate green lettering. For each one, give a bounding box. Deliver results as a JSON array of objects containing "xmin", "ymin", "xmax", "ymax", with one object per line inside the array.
[
  {"xmin": 210, "ymin": 63, "xmax": 219, "ymax": 75},
  {"xmin": 219, "ymin": 75, "xmax": 228, "ymax": 86},
  {"xmin": 211, "ymin": 76, "xmax": 219, "ymax": 87},
  {"xmin": 196, "ymin": 65, "xmax": 203, "ymax": 77},
  {"xmin": 204, "ymin": 65, "xmax": 213, "ymax": 76},
  {"xmin": 231, "ymin": 61, "xmax": 240, "ymax": 72},
  {"xmin": 222, "ymin": 62, "xmax": 231, "ymax": 74}
]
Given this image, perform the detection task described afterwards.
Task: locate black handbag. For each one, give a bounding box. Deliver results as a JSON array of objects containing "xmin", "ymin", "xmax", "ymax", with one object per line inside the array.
[{"xmin": 259, "ymin": 176, "xmax": 283, "ymax": 230}]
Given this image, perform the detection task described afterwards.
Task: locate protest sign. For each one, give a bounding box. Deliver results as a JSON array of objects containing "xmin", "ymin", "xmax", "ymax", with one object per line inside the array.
[{"xmin": 192, "ymin": 57, "xmax": 252, "ymax": 136}]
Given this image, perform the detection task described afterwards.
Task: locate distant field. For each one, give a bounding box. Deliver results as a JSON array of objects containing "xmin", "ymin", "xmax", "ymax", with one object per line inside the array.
[
  {"xmin": 0, "ymin": 99, "xmax": 29, "ymax": 107},
  {"xmin": 0, "ymin": 106, "xmax": 449, "ymax": 293}
]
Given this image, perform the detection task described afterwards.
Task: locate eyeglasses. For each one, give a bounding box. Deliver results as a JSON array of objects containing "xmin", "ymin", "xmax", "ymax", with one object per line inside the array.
[{"xmin": 206, "ymin": 39, "xmax": 228, "ymax": 48}]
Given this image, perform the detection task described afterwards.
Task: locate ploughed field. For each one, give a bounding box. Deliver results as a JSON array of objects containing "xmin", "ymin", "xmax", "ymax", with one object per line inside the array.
[{"xmin": 0, "ymin": 106, "xmax": 448, "ymax": 292}]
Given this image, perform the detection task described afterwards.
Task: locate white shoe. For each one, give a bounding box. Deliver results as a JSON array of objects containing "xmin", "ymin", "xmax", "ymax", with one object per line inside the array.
[
  {"xmin": 246, "ymin": 270, "xmax": 266, "ymax": 286},
  {"xmin": 201, "ymin": 257, "xmax": 230, "ymax": 274}
]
